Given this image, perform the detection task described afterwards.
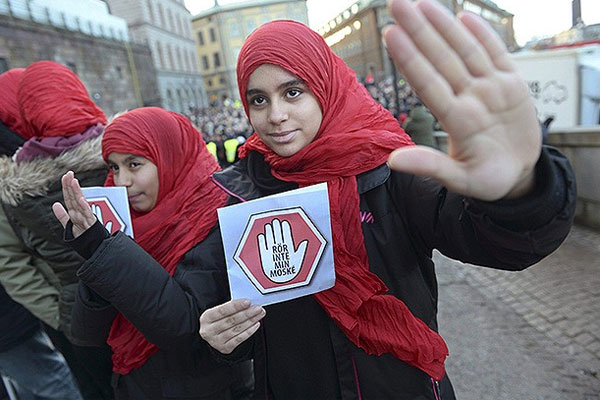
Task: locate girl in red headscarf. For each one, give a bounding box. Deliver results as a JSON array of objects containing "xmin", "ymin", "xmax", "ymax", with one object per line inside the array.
[
  {"xmin": 53, "ymin": 107, "xmax": 253, "ymax": 399},
  {"xmin": 199, "ymin": 1, "xmax": 575, "ymax": 398}
]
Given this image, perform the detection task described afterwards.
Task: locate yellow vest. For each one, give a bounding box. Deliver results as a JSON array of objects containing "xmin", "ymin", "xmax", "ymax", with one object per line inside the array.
[
  {"xmin": 224, "ymin": 138, "xmax": 239, "ymax": 163},
  {"xmin": 206, "ymin": 141, "xmax": 217, "ymax": 161}
]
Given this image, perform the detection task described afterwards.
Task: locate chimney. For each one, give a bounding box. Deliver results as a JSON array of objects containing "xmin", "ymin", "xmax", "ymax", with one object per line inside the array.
[{"xmin": 572, "ymin": 0, "xmax": 582, "ymax": 26}]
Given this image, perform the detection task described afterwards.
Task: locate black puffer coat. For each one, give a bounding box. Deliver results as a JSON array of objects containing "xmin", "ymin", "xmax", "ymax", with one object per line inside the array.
[{"xmin": 209, "ymin": 146, "xmax": 576, "ymax": 400}]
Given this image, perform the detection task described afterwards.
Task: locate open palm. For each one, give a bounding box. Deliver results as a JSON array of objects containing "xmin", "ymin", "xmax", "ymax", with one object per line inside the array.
[{"xmin": 384, "ymin": 0, "xmax": 541, "ymax": 201}]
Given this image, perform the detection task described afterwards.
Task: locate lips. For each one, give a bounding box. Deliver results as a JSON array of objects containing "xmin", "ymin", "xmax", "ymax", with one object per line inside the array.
[
  {"xmin": 269, "ymin": 129, "xmax": 297, "ymax": 144},
  {"xmin": 128, "ymin": 193, "xmax": 142, "ymax": 202}
]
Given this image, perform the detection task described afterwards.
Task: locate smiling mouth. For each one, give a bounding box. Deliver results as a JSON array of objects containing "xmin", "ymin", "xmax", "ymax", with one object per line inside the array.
[
  {"xmin": 128, "ymin": 194, "xmax": 142, "ymax": 201},
  {"xmin": 269, "ymin": 130, "xmax": 297, "ymax": 143}
]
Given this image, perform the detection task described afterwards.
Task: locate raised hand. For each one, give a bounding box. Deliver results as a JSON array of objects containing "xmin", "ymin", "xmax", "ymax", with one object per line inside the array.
[
  {"xmin": 199, "ymin": 299, "xmax": 265, "ymax": 354},
  {"xmin": 52, "ymin": 171, "xmax": 96, "ymax": 238},
  {"xmin": 258, "ymin": 219, "xmax": 307, "ymax": 283},
  {"xmin": 383, "ymin": 0, "xmax": 540, "ymax": 201}
]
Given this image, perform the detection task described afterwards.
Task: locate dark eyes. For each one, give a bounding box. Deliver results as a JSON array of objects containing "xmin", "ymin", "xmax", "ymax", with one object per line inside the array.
[
  {"xmin": 249, "ymin": 88, "xmax": 303, "ymax": 106},
  {"xmin": 108, "ymin": 162, "xmax": 141, "ymax": 172}
]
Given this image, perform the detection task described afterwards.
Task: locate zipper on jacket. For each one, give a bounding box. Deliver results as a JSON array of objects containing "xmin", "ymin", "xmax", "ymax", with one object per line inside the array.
[{"xmin": 431, "ymin": 378, "xmax": 442, "ymax": 400}]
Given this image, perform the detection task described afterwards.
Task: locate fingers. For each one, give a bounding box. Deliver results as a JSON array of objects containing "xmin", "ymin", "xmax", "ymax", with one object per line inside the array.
[
  {"xmin": 458, "ymin": 11, "xmax": 515, "ymax": 72},
  {"xmin": 415, "ymin": 0, "xmax": 494, "ymax": 77},
  {"xmin": 52, "ymin": 202, "xmax": 70, "ymax": 228},
  {"xmin": 383, "ymin": 24, "xmax": 453, "ymax": 120},
  {"xmin": 388, "ymin": 0, "xmax": 471, "ymax": 95},
  {"xmin": 199, "ymin": 300, "xmax": 266, "ymax": 354},
  {"xmin": 272, "ymin": 218, "xmax": 282, "ymax": 243}
]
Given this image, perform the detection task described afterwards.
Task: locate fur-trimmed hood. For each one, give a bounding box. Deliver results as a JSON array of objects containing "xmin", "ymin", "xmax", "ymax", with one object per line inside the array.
[{"xmin": 0, "ymin": 134, "xmax": 105, "ymax": 206}]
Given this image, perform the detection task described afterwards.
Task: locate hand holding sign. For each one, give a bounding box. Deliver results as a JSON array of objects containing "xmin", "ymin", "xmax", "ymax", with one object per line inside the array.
[
  {"xmin": 258, "ymin": 219, "xmax": 307, "ymax": 283},
  {"xmin": 52, "ymin": 171, "xmax": 97, "ymax": 238},
  {"xmin": 91, "ymin": 204, "xmax": 113, "ymax": 234}
]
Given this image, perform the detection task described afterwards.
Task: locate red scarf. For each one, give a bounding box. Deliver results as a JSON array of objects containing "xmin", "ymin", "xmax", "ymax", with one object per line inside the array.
[
  {"xmin": 101, "ymin": 107, "xmax": 227, "ymax": 374},
  {"xmin": 237, "ymin": 20, "xmax": 448, "ymax": 380},
  {"xmin": 0, "ymin": 68, "xmax": 31, "ymax": 139},
  {"xmin": 17, "ymin": 61, "xmax": 106, "ymax": 138}
]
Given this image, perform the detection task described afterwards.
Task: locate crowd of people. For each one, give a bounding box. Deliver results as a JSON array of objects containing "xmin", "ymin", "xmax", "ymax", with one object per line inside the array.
[{"xmin": 0, "ymin": 0, "xmax": 576, "ymax": 399}]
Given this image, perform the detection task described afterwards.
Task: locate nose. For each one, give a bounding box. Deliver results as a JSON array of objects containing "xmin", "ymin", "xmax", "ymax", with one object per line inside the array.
[
  {"xmin": 114, "ymin": 169, "xmax": 132, "ymax": 187},
  {"xmin": 267, "ymin": 99, "xmax": 288, "ymax": 125}
]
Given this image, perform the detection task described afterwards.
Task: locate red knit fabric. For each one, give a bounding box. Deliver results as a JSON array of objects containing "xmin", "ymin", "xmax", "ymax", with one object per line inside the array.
[
  {"xmin": 0, "ymin": 68, "xmax": 30, "ymax": 139},
  {"xmin": 101, "ymin": 107, "xmax": 227, "ymax": 374},
  {"xmin": 237, "ymin": 20, "xmax": 448, "ymax": 380},
  {"xmin": 17, "ymin": 61, "xmax": 106, "ymax": 138}
]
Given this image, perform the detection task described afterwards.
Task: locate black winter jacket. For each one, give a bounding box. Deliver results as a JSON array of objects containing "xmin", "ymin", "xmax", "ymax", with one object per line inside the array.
[
  {"xmin": 209, "ymin": 146, "xmax": 576, "ymax": 400},
  {"xmin": 69, "ymin": 225, "xmax": 247, "ymax": 399}
]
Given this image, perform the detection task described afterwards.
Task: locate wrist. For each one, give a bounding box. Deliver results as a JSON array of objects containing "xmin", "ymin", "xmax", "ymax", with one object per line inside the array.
[{"xmin": 502, "ymin": 170, "xmax": 536, "ymax": 200}]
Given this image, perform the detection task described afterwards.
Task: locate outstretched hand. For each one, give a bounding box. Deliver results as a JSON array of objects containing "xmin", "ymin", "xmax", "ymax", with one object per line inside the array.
[
  {"xmin": 52, "ymin": 171, "xmax": 97, "ymax": 238},
  {"xmin": 383, "ymin": 0, "xmax": 540, "ymax": 201}
]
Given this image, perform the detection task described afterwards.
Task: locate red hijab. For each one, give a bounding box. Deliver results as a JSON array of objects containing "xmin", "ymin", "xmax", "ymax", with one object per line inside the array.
[
  {"xmin": 18, "ymin": 61, "xmax": 106, "ymax": 138},
  {"xmin": 101, "ymin": 107, "xmax": 227, "ymax": 374},
  {"xmin": 237, "ymin": 20, "xmax": 448, "ymax": 380},
  {"xmin": 0, "ymin": 68, "xmax": 30, "ymax": 139}
]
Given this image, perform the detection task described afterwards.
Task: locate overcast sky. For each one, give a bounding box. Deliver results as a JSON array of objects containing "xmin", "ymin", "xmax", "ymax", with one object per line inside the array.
[{"xmin": 184, "ymin": 0, "xmax": 600, "ymax": 46}]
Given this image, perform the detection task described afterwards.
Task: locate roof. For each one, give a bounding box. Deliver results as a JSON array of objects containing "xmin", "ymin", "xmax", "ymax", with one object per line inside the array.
[{"xmin": 192, "ymin": 0, "xmax": 305, "ymax": 20}]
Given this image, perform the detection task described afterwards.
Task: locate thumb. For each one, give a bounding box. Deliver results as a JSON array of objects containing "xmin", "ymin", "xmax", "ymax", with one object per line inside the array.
[
  {"xmin": 52, "ymin": 202, "xmax": 70, "ymax": 229},
  {"xmin": 295, "ymin": 240, "xmax": 308, "ymax": 258}
]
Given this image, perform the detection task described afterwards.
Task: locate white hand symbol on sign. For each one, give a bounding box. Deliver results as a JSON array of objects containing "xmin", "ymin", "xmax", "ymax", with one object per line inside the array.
[
  {"xmin": 257, "ymin": 219, "xmax": 307, "ymax": 284},
  {"xmin": 91, "ymin": 204, "xmax": 113, "ymax": 233}
]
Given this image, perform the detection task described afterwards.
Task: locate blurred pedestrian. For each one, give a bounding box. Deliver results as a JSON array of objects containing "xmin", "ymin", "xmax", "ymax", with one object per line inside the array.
[
  {"xmin": 0, "ymin": 61, "xmax": 114, "ymax": 400},
  {"xmin": 402, "ymin": 102, "xmax": 438, "ymax": 148}
]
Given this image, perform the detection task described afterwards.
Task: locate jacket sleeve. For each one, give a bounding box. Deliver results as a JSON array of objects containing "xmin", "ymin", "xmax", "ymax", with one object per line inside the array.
[
  {"xmin": 391, "ymin": 146, "xmax": 576, "ymax": 270},
  {"xmin": 74, "ymin": 228, "xmax": 229, "ymax": 350},
  {"xmin": 0, "ymin": 206, "xmax": 61, "ymax": 329}
]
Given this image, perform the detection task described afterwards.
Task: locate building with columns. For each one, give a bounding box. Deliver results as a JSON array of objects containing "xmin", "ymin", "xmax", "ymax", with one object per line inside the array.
[{"xmin": 103, "ymin": 0, "xmax": 207, "ymax": 112}]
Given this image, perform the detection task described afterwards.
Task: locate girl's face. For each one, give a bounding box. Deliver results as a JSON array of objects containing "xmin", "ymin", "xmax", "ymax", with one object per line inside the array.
[
  {"xmin": 107, "ymin": 152, "xmax": 159, "ymax": 213},
  {"xmin": 246, "ymin": 64, "xmax": 322, "ymax": 157}
]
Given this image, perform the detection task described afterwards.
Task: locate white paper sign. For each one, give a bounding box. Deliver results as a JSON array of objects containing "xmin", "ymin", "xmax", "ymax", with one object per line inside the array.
[
  {"xmin": 218, "ymin": 183, "xmax": 334, "ymax": 306},
  {"xmin": 81, "ymin": 186, "xmax": 134, "ymax": 238}
]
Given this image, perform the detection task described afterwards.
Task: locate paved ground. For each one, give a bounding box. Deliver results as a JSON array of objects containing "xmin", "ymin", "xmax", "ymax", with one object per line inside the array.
[{"xmin": 436, "ymin": 224, "xmax": 600, "ymax": 400}]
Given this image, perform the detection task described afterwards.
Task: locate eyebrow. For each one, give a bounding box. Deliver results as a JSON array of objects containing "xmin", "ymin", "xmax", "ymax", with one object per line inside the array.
[
  {"xmin": 246, "ymin": 79, "xmax": 305, "ymax": 97},
  {"xmin": 108, "ymin": 155, "xmax": 141, "ymax": 164}
]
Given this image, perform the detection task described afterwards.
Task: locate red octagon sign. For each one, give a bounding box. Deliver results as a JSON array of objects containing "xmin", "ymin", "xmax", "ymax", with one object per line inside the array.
[
  {"xmin": 234, "ymin": 207, "xmax": 327, "ymax": 294},
  {"xmin": 86, "ymin": 197, "xmax": 126, "ymax": 235}
]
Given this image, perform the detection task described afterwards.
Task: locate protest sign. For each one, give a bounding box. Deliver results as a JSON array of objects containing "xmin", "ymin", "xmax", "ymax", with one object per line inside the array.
[
  {"xmin": 81, "ymin": 186, "xmax": 134, "ymax": 238},
  {"xmin": 218, "ymin": 183, "xmax": 334, "ymax": 306}
]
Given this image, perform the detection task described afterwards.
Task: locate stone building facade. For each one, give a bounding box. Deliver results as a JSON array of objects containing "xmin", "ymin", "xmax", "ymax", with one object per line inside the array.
[
  {"xmin": 0, "ymin": 1, "xmax": 160, "ymax": 116},
  {"xmin": 104, "ymin": 0, "xmax": 207, "ymax": 112},
  {"xmin": 192, "ymin": 0, "xmax": 308, "ymax": 102},
  {"xmin": 318, "ymin": 0, "xmax": 516, "ymax": 82}
]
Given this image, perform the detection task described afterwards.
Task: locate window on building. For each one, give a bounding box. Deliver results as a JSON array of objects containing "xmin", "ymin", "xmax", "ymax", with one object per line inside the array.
[
  {"xmin": 156, "ymin": 41, "xmax": 165, "ymax": 69},
  {"xmin": 219, "ymin": 76, "xmax": 226, "ymax": 84},
  {"xmin": 208, "ymin": 79, "xmax": 213, "ymax": 87},
  {"xmin": 159, "ymin": 4, "xmax": 166, "ymax": 27},
  {"xmin": 176, "ymin": 47, "xmax": 183, "ymax": 71},
  {"xmin": 115, "ymin": 66, "xmax": 123, "ymax": 79},
  {"xmin": 197, "ymin": 31, "xmax": 204, "ymax": 45},
  {"xmin": 202, "ymin": 55, "xmax": 209, "ymax": 70},
  {"xmin": 229, "ymin": 20, "xmax": 240, "ymax": 37},
  {"xmin": 167, "ymin": 45, "xmax": 175, "ymax": 70},
  {"xmin": 168, "ymin": 9, "xmax": 176, "ymax": 32},
  {"xmin": 0, "ymin": 58, "xmax": 8, "ymax": 74},
  {"xmin": 66, "ymin": 62, "xmax": 77, "ymax": 74},
  {"xmin": 246, "ymin": 19, "xmax": 256, "ymax": 32},
  {"xmin": 209, "ymin": 27, "xmax": 216, "ymax": 42},
  {"xmin": 213, "ymin": 52, "xmax": 221, "ymax": 68},
  {"xmin": 147, "ymin": 0, "xmax": 154, "ymax": 23}
]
